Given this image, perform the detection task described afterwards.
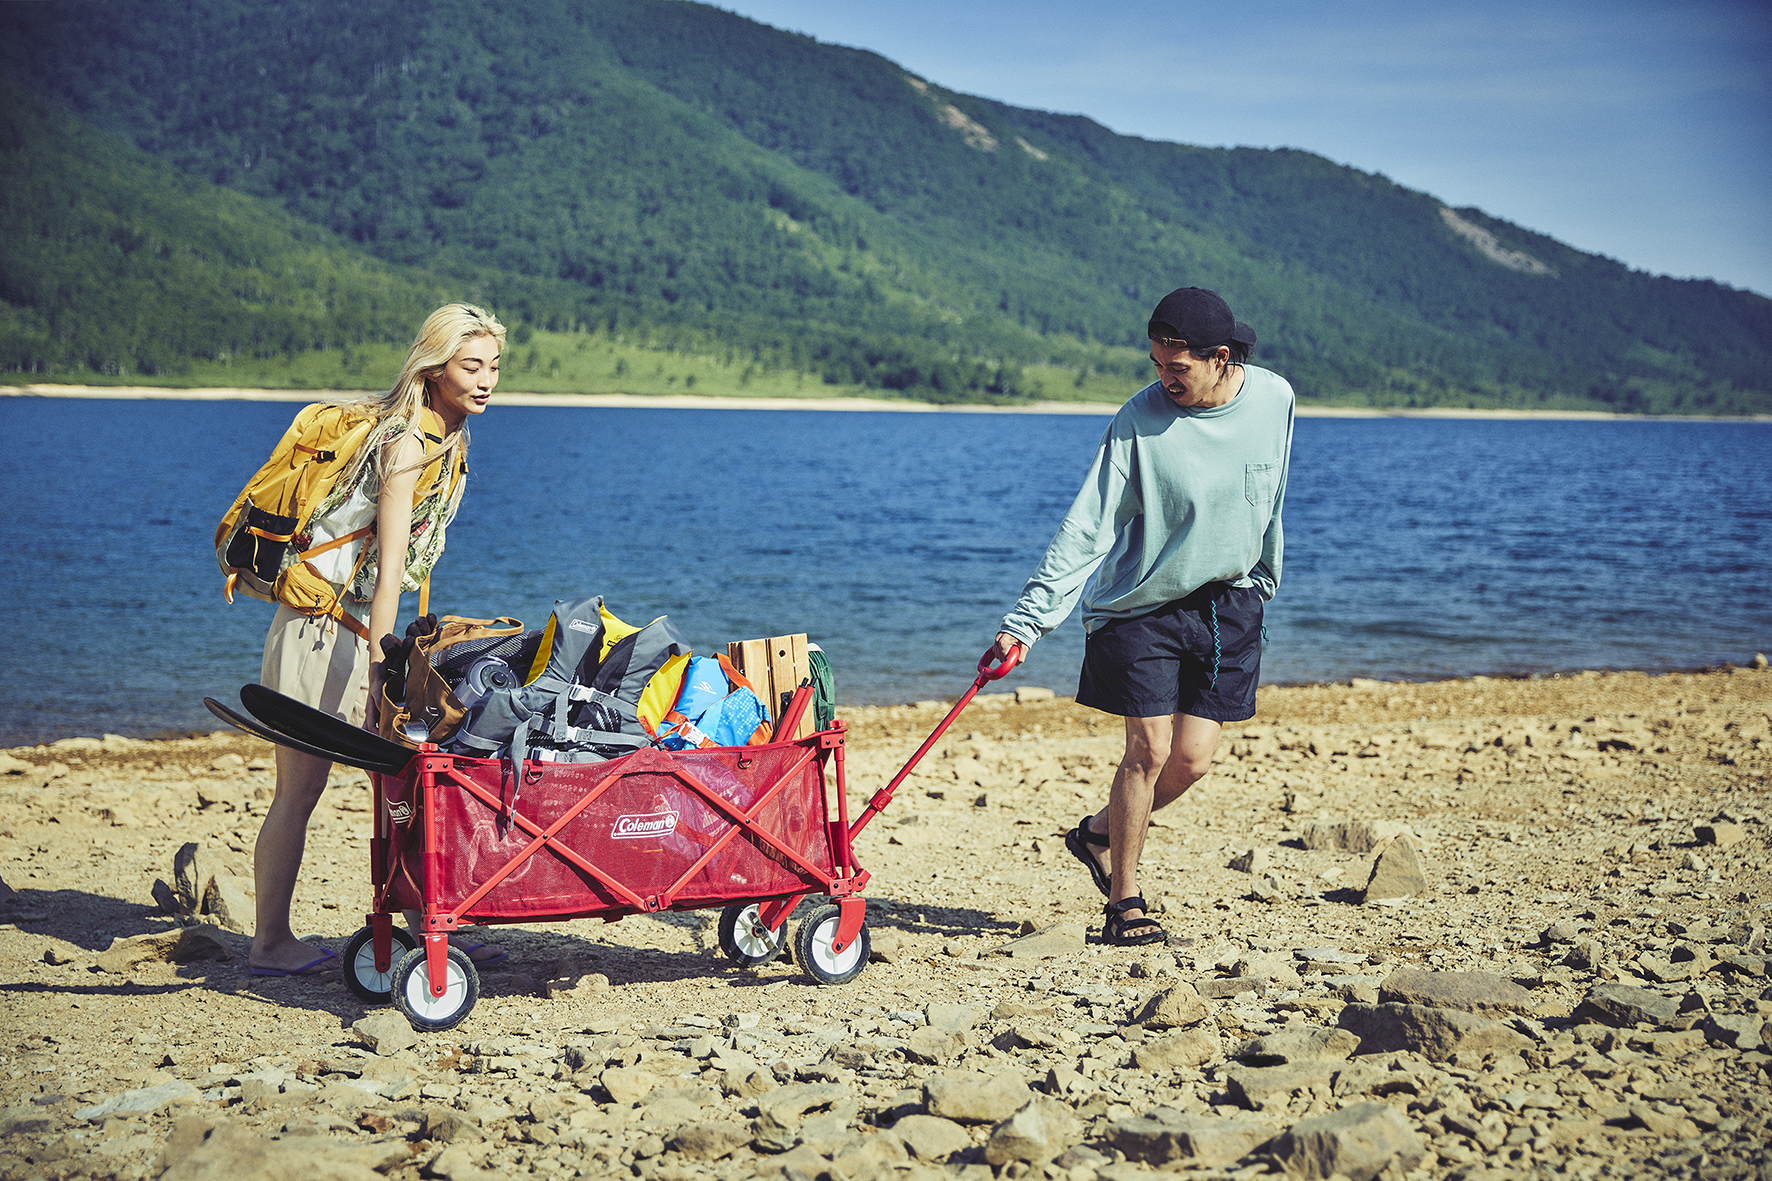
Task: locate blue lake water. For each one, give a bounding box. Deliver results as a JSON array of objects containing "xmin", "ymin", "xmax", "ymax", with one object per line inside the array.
[{"xmin": 1, "ymin": 397, "xmax": 1768, "ymax": 746}]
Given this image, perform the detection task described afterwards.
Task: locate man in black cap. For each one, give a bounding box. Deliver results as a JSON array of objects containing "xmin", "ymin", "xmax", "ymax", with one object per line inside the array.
[{"xmin": 984, "ymin": 287, "xmax": 1294, "ymax": 945}]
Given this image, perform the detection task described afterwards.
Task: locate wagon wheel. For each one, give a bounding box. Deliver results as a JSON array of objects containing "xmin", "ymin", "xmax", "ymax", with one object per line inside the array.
[
  {"xmin": 390, "ymin": 944, "xmax": 479, "ymax": 1032},
  {"xmin": 342, "ymin": 924, "xmax": 418, "ymax": 1004},
  {"xmin": 717, "ymin": 903, "xmax": 789, "ymax": 968},
  {"xmin": 795, "ymin": 903, "xmax": 869, "ymax": 986}
]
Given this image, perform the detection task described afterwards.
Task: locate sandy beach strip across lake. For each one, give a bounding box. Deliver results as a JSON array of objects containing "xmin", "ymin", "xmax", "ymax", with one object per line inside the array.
[{"xmin": 13, "ymin": 383, "xmax": 1765, "ymax": 421}]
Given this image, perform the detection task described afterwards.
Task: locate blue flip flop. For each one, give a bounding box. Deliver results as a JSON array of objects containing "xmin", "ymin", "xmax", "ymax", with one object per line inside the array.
[{"xmin": 249, "ymin": 946, "xmax": 339, "ymax": 977}]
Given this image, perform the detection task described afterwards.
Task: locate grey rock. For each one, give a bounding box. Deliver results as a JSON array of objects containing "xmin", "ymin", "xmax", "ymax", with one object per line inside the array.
[
  {"xmin": 721, "ymin": 1067, "xmax": 775, "ymax": 1098},
  {"xmin": 156, "ymin": 1117, "xmax": 388, "ymax": 1181},
  {"xmin": 0, "ymin": 1105, "xmax": 57, "ymax": 1136},
  {"xmin": 924, "ymin": 1002, "xmax": 985, "ymax": 1031},
  {"xmin": 1229, "ymin": 847, "xmax": 1271, "ymax": 874},
  {"xmin": 1695, "ymin": 822, "xmax": 1745, "ymax": 848},
  {"xmin": 925, "ymin": 1070, "xmax": 1031, "ymax": 1124},
  {"xmin": 903, "ymin": 1027, "xmax": 966, "ymax": 1064},
  {"xmin": 1224, "ymin": 1063, "xmax": 1340, "ymax": 1109},
  {"xmin": 1573, "ymin": 983, "xmax": 1682, "ymax": 1027},
  {"xmin": 1702, "ymin": 1014, "xmax": 1765, "ymax": 1050},
  {"xmin": 984, "ymin": 1097, "xmax": 1084, "ymax": 1165},
  {"xmin": 1362, "ymin": 835, "xmax": 1427, "ymax": 902},
  {"xmin": 1377, "ymin": 968, "xmax": 1536, "ymax": 1018},
  {"xmin": 1133, "ymin": 1028, "xmax": 1220, "ymax": 1070},
  {"xmin": 1296, "ymin": 948, "xmax": 1367, "ymax": 968},
  {"xmin": 754, "ymin": 1081, "xmax": 850, "ymax": 1129},
  {"xmin": 1234, "ymin": 1027, "xmax": 1360, "ymax": 1064},
  {"xmin": 1233, "ymin": 952, "xmax": 1302, "ymax": 987},
  {"xmin": 891, "ymin": 1114, "xmax": 971, "ymax": 1161},
  {"xmin": 200, "ymin": 869, "xmax": 255, "ymax": 935},
  {"xmin": 1626, "ymin": 1104, "xmax": 1697, "ymax": 1138},
  {"xmin": 1542, "ymin": 919, "xmax": 1581, "ymax": 944},
  {"xmin": 1300, "ymin": 820, "xmax": 1414, "ymax": 853},
  {"xmin": 75, "ymin": 1081, "xmax": 199, "ymax": 1120},
  {"xmin": 1131, "ymin": 983, "xmax": 1209, "ymax": 1029},
  {"xmin": 1335, "ymin": 1003, "xmax": 1533, "ymax": 1062},
  {"xmin": 830, "ymin": 1133, "xmax": 909, "ymax": 1176},
  {"xmin": 152, "ymin": 878, "xmax": 182, "ymax": 916},
  {"xmin": 1566, "ymin": 938, "xmax": 1605, "ymax": 970},
  {"xmin": 1107, "ymin": 1111, "xmax": 1278, "ymax": 1166},
  {"xmin": 667, "ymin": 1120, "xmax": 748, "ymax": 1160},
  {"xmin": 1442, "ymin": 1109, "xmax": 1507, "ymax": 1151},
  {"xmin": 1196, "ymin": 977, "xmax": 1263, "ymax": 1000},
  {"xmin": 94, "ymin": 925, "xmax": 232, "ymax": 973},
  {"xmin": 1266, "ymin": 1101, "xmax": 1427, "ymax": 1181},
  {"xmin": 424, "ymin": 1145, "xmax": 498, "ymax": 1181},
  {"xmin": 422, "ymin": 1110, "xmax": 476, "ymax": 1143},
  {"xmin": 989, "ymin": 923, "xmax": 1087, "ymax": 959},
  {"xmin": 599, "ymin": 1067, "xmax": 665, "ymax": 1105},
  {"xmin": 172, "ymin": 842, "xmax": 206, "ymax": 915},
  {"xmin": 868, "ymin": 928, "xmax": 907, "ymax": 963},
  {"xmin": 351, "ymin": 1011, "xmax": 418, "ymax": 1056}
]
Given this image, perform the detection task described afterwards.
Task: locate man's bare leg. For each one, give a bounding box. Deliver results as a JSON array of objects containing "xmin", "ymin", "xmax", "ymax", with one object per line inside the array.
[{"xmin": 1082, "ymin": 712, "xmax": 1224, "ymax": 924}]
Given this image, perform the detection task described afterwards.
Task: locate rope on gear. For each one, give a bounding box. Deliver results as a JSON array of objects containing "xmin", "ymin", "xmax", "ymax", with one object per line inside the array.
[{"xmin": 1208, "ymin": 597, "xmax": 1221, "ymax": 689}]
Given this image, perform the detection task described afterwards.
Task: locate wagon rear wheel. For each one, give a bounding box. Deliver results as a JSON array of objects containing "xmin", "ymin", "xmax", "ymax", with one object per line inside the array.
[
  {"xmin": 343, "ymin": 924, "xmax": 417, "ymax": 1004},
  {"xmin": 717, "ymin": 903, "xmax": 788, "ymax": 968}
]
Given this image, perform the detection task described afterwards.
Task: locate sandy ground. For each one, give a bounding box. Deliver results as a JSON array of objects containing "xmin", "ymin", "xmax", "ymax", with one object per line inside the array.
[{"xmin": 0, "ymin": 665, "xmax": 1768, "ymax": 1180}]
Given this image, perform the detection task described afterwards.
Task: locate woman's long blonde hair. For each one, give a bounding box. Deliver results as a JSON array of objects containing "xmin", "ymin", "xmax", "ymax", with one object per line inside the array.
[{"xmin": 338, "ymin": 302, "xmax": 506, "ymax": 498}]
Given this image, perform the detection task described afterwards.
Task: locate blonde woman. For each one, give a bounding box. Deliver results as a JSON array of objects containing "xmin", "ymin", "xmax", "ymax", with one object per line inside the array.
[{"xmin": 249, "ymin": 303, "xmax": 505, "ymax": 975}]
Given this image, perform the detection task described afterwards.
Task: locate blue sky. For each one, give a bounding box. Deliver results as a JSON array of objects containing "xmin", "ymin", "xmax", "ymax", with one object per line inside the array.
[{"xmin": 717, "ymin": 0, "xmax": 1772, "ymax": 298}]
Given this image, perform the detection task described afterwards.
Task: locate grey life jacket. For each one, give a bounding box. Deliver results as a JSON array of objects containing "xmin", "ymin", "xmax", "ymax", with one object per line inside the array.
[{"xmin": 444, "ymin": 595, "xmax": 688, "ymax": 766}]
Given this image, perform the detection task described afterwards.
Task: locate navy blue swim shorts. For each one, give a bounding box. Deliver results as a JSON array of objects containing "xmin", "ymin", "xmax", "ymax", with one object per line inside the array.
[{"xmin": 1075, "ymin": 583, "xmax": 1265, "ymax": 722}]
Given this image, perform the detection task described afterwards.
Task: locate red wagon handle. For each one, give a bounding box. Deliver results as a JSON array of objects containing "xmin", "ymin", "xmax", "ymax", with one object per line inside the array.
[
  {"xmin": 978, "ymin": 643, "xmax": 1023, "ymax": 681},
  {"xmin": 850, "ymin": 641, "xmax": 1024, "ymax": 840}
]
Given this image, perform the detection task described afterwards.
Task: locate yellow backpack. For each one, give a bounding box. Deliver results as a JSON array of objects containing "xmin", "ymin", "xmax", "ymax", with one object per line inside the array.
[{"xmin": 214, "ymin": 402, "xmax": 459, "ymax": 638}]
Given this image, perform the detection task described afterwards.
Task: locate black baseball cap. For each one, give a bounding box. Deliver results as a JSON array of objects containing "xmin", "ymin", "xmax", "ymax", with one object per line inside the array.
[{"xmin": 1147, "ymin": 287, "xmax": 1256, "ymax": 350}]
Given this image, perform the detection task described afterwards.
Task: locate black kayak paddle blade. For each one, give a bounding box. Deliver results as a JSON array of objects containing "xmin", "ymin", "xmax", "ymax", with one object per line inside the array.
[
  {"xmin": 238, "ymin": 683, "xmax": 416, "ymax": 771},
  {"xmin": 203, "ymin": 697, "xmax": 409, "ymax": 775}
]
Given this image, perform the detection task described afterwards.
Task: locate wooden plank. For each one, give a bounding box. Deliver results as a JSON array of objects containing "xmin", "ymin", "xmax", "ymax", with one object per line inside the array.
[
  {"xmin": 727, "ymin": 639, "xmax": 770, "ymax": 714},
  {"xmin": 767, "ymin": 633, "xmax": 811, "ymax": 740},
  {"xmin": 728, "ymin": 634, "xmax": 809, "ymax": 737}
]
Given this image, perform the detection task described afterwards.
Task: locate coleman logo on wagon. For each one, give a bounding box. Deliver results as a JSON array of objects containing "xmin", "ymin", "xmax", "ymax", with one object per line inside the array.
[{"xmin": 611, "ymin": 811, "xmax": 679, "ymax": 840}]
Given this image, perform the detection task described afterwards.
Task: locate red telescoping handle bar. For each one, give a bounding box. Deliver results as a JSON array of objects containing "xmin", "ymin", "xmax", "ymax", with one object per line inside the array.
[{"xmin": 849, "ymin": 643, "xmax": 1023, "ymax": 839}]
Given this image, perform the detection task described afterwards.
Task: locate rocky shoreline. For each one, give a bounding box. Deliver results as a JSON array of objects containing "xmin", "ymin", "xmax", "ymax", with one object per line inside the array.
[{"xmin": 0, "ymin": 665, "xmax": 1767, "ymax": 1181}]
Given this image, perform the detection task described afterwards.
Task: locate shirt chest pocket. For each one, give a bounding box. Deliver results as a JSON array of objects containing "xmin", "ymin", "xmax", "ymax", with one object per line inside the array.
[{"xmin": 1244, "ymin": 461, "xmax": 1279, "ymax": 508}]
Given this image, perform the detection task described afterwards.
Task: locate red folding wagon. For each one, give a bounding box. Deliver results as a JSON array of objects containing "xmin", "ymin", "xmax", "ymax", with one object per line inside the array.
[{"xmin": 341, "ymin": 651, "xmax": 1022, "ymax": 1031}]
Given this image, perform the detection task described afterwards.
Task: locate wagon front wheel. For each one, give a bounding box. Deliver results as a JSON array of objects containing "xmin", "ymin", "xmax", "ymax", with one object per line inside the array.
[
  {"xmin": 796, "ymin": 904, "xmax": 869, "ymax": 986},
  {"xmin": 718, "ymin": 903, "xmax": 788, "ymax": 968},
  {"xmin": 343, "ymin": 924, "xmax": 417, "ymax": 1004},
  {"xmin": 390, "ymin": 944, "xmax": 479, "ymax": 1032}
]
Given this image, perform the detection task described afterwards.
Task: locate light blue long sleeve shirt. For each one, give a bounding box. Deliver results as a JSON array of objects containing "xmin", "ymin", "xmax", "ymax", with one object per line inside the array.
[{"xmin": 1000, "ymin": 366, "xmax": 1295, "ymax": 646}]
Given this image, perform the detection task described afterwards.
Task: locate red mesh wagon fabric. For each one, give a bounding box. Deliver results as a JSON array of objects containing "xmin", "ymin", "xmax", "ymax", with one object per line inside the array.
[{"xmin": 383, "ymin": 743, "xmax": 834, "ymax": 922}]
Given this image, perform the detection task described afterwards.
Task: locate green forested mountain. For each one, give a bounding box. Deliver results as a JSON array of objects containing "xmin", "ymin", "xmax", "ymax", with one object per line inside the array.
[{"xmin": 3, "ymin": 0, "xmax": 1768, "ymax": 412}]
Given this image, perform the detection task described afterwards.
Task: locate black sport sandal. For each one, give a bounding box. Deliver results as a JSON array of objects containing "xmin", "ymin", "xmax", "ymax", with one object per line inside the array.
[
  {"xmin": 1102, "ymin": 895, "xmax": 1166, "ymax": 946},
  {"xmin": 1065, "ymin": 813, "xmax": 1111, "ymax": 897}
]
